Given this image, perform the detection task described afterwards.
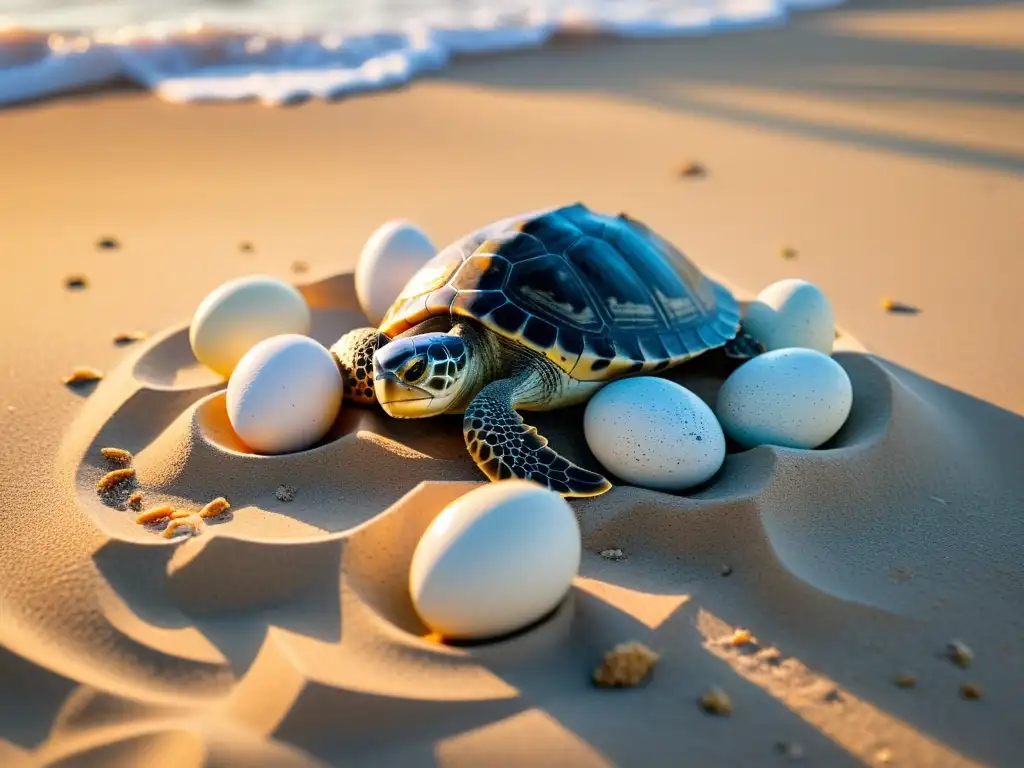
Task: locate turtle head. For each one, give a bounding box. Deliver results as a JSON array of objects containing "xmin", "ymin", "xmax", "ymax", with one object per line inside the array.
[{"xmin": 373, "ymin": 333, "xmax": 469, "ymax": 418}]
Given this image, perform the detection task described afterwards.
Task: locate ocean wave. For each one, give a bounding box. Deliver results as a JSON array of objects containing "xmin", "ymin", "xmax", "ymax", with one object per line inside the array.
[{"xmin": 0, "ymin": 0, "xmax": 843, "ymax": 107}]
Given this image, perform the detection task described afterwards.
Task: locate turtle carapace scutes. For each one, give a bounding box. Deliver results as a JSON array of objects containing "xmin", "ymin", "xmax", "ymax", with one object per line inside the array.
[{"xmin": 332, "ymin": 203, "xmax": 761, "ymax": 498}]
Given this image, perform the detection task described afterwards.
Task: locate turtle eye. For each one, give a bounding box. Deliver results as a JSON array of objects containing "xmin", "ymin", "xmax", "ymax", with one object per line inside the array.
[{"xmin": 402, "ymin": 358, "xmax": 428, "ymax": 384}]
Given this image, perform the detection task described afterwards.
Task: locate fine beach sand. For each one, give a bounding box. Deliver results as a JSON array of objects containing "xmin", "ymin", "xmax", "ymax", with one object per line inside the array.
[{"xmin": 1, "ymin": 0, "xmax": 1023, "ymax": 765}]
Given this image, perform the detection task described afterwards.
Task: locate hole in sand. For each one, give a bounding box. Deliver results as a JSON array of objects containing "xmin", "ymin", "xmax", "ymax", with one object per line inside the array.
[
  {"xmin": 132, "ymin": 327, "xmax": 225, "ymax": 392},
  {"xmin": 809, "ymin": 353, "xmax": 893, "ymax": 453},
  {"xmin": 194, "ymin": 390, "xmax": 368, "ymax": 458},
  {"xmin": 439, "ymin": 600, "xmax": 570, "ymax": 649},
  {"xmin": 194, "ymin": 391, "xmax": 251, "ymax": 454},
  {"xmin": 76, "ymin": 270, "xmax": 891, "ymax": 555},
  {"xmin": 344, "ymin": 482, "xmax": 574, "ymax": 659},
  {"xmin": 195, "ymin": 388, "xmax": 468, "ymax": 462},
  {"xmin": 132, "ymin": 275, "xmax": 369, "ymax": 393}
]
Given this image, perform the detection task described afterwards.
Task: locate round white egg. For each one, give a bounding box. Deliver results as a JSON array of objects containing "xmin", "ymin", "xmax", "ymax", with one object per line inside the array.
[
  {"xmin": 190, "ymin": 275, "xmax": 311, "ymax": 378},
  {"xmin": 356, "ymin": 220, "xmax": 436, "ymax": 326},
  {"xmin": 583, "ymin": 377, "xmax": 726, "ymax": 492},
  {"xmin": 743, "ymin": 278, "xmax": 835, "ymax": 355},
  {"xmin": 716, "ymin": 348, "xmax": 853, "ymax": 450},
  {"xmin": 409, "ymin": 480, "xmax": 581, "ymax": 641},
  {"xmin": 226, "ymin": 334, "xmax": 343, "ymax": 455}
]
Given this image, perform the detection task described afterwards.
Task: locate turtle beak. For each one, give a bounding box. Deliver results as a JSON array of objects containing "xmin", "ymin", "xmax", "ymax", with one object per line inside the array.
[
  {"xmin": 374, "ymin": 378, "xmax": 433, "ymax": 415},
  {"xmin": 373, "ymin": 360, "xmax": 431, "ymax": 414}
]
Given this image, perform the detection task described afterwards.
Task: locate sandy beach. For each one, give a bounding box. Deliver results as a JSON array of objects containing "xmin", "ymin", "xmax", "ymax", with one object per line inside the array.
[{"xmin": 1, "ymin": 0, "xmax": 1023, "ymax": 765}]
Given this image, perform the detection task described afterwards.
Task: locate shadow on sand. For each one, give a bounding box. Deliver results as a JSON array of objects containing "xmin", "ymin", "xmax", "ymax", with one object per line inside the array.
[{"xmin": 435, "ymin": 0, "xmax": 1024, "ymax": 175}]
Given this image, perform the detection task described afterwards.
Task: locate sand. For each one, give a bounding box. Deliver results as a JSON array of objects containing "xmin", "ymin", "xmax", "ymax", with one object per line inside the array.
[{"xmin": 1, "ymin": 1, "xmax": 1023, "ymax": 766}]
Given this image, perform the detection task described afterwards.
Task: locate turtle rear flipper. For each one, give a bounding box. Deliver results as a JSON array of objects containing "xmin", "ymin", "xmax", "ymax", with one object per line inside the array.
[
  {"xmin": 464, "ymin": 374, "xmax": 612, "ymax": 498},
  {"xmin": 723, "ymin": 326, "xmax": 765, "ymax": 361}
]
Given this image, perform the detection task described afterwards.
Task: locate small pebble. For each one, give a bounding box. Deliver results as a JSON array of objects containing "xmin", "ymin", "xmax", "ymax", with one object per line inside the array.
[
  {"xmin": 823, "ymin": 688, "xmax": 843, "ymax": 702},
  {"xmin": 890, "ymin": 567, "xmax": 913, "ymax": 583},
  {"xmin": 779, "ymin": 246, "xmax": 798, "ymax": 260},
  {"xmin": 699, "ymin": 687, "xmax": 732, "ymax": 715},
  {"xmin": 960, "ymin": 683, "xmax": 982, "ymax": 700},
  {"xmin": 678, "ymin": 161, "xmax": 707, "ymax": 178},
  {"xmin": 730, "ymin": 628, "xmax": 754, "ymax": 647},
  {"xmin": 63, "ymin": 367, "xmax": 104, "ymax": 386},
  {"xmin": 593, "ymin": 641, "xmax": 659, "ymax": 688},
  {"xmin": 96, "ymin": 468, "xmax": 135, "ymax": 493},
  {"xmin": 720, "ymin": 564, "xmax": 733, "ymax": 577},
  {"xmin": 199, "ymin": 497, "xmax": 231, "ymax": 518},
  {"xmin": 947, "ymin": 640, "xmax": 973, "ymax": 668},
  {"xmin": 136, "ymin": 505, "xmax": 177, "ymax": 525},
  {"xmin": 775, "ymin": 741, "xmax": 804, "ymax": 760},
  {"xmin": 894, "ymin": 673, "xmax": 917, "ymax": 689},
  {"xmin": 114, "ymin": 331, "xmax": 148, "ymax": 346},
  {"xmin": 101, "ymin": 447, "xmax": 133, "ymax": 464},
  {"xmin": 96, "ymin": 236, "xmax": 120, "ymax": 250},
  {"xmin": 881, "ymin": 297, "xmax": 920, "ymax": 314},
  {"xmin": 600, "ymin": 548, "xmax": 626, "ymax": 561},
  {"xmin": 163, "ymin": 515, "xmax": 204, "ymax": 538},
  {"xmin": 65, "ymin": 275, "xmax": 89, "ymax": 289},
  {"xmin": 275, "ymin": 485, "xmax": 297, "ymax": 502}
]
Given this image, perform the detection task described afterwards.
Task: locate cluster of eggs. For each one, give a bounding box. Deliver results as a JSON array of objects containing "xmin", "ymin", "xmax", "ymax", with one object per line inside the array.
[
  {"xmin": 583, "ymin": 278, "xmax": 853, "ymax": 492},
  {"xmin": 188, "ymin": 220, "xmax": 437, "ymax": 455},
  {"xmin": 409, "ymin": 300, "xmax": 856, "ymax": 643},
  {"xmin": 184, "ymin": 215, "xmax": 855, "ymax": 643},
  {"xmin": 190, "ymin": 256, "xmax": 577, "ymax": 642}
]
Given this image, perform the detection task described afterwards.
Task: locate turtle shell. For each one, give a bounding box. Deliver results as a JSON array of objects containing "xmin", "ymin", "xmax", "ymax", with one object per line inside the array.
[{"xmin": 379, "ymin": 203, "xmax": 741, "ymax": 382}]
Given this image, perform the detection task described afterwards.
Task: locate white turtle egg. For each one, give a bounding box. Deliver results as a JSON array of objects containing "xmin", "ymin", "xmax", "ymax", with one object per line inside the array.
[
  {"xmin": 226, "ymin": 334, "xmax": 343, "ymax": 455},
  {"xmin": 190, "ymin": 275, "xmax": 311, "ymax": 378},
  {"xmin": 356, "ymin": 220, "xmax": 436, "ymax": 326},
  {"xmin": 716, "ymin": 348, "xmax": 853, "ymax": 450},
  {"xmin": 409, "ymin": 480, "xmax": 581, "ymax": 641},
  {"xmin": 583, "ymin": 377, "xmax": 726, "ymax": 492},
  {"xmin": 742, "ymin": 278, "xmax": 835, "ymax": 355}
]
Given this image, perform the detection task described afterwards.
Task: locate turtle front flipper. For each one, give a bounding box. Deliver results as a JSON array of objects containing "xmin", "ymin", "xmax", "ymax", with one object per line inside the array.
[
  {"xmin": 464, "ymin": 375, "xmax": 612, "ymax": 498},
  {"xmin": 331, "ymin": 327, "xmax": 389, "ymax": 406}
]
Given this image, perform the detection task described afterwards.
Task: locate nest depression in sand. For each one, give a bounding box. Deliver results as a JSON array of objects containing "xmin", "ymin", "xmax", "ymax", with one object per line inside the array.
[{"xmin": 25, "ymin": 269, "xmax": 1018, "ymax": 767}]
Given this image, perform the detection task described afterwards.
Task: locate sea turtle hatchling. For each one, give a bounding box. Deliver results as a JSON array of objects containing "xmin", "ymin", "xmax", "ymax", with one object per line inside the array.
[{"xmin": 333, "ymin": 203, "xmax": 761, "ymax": 498}]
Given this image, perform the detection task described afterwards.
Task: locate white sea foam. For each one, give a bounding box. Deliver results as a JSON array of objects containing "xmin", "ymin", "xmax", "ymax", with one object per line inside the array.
[{"xmin": 0, "ymin": 0, "xmax": 844, "ymax": 108}]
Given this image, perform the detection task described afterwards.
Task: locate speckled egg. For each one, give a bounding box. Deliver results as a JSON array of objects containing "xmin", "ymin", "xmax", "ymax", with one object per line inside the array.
[
  {"xmin": 742, "ymin": 278, "xmax": 835, "ymax": 355},
  {"xmin": 190, "ymin": 275, "xmax": 311, "ymax": 378},
  {"xmin": 226, "ymin": 334, "xmax": 343, "ymax": 455},
  {"xmin": 716, "ymin": 348, "xmax": 853, "ymax": 450},
  {"xmin": 583, "ymin": 377, "xmax": 726, "ymax": 492},
  {"xmin": 409, "ymin": 480, "xmax": 580, "ymax": 641},
  {"xmin": 356, "ymin": 220, "xmax": 436, "ymax": 326}
]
